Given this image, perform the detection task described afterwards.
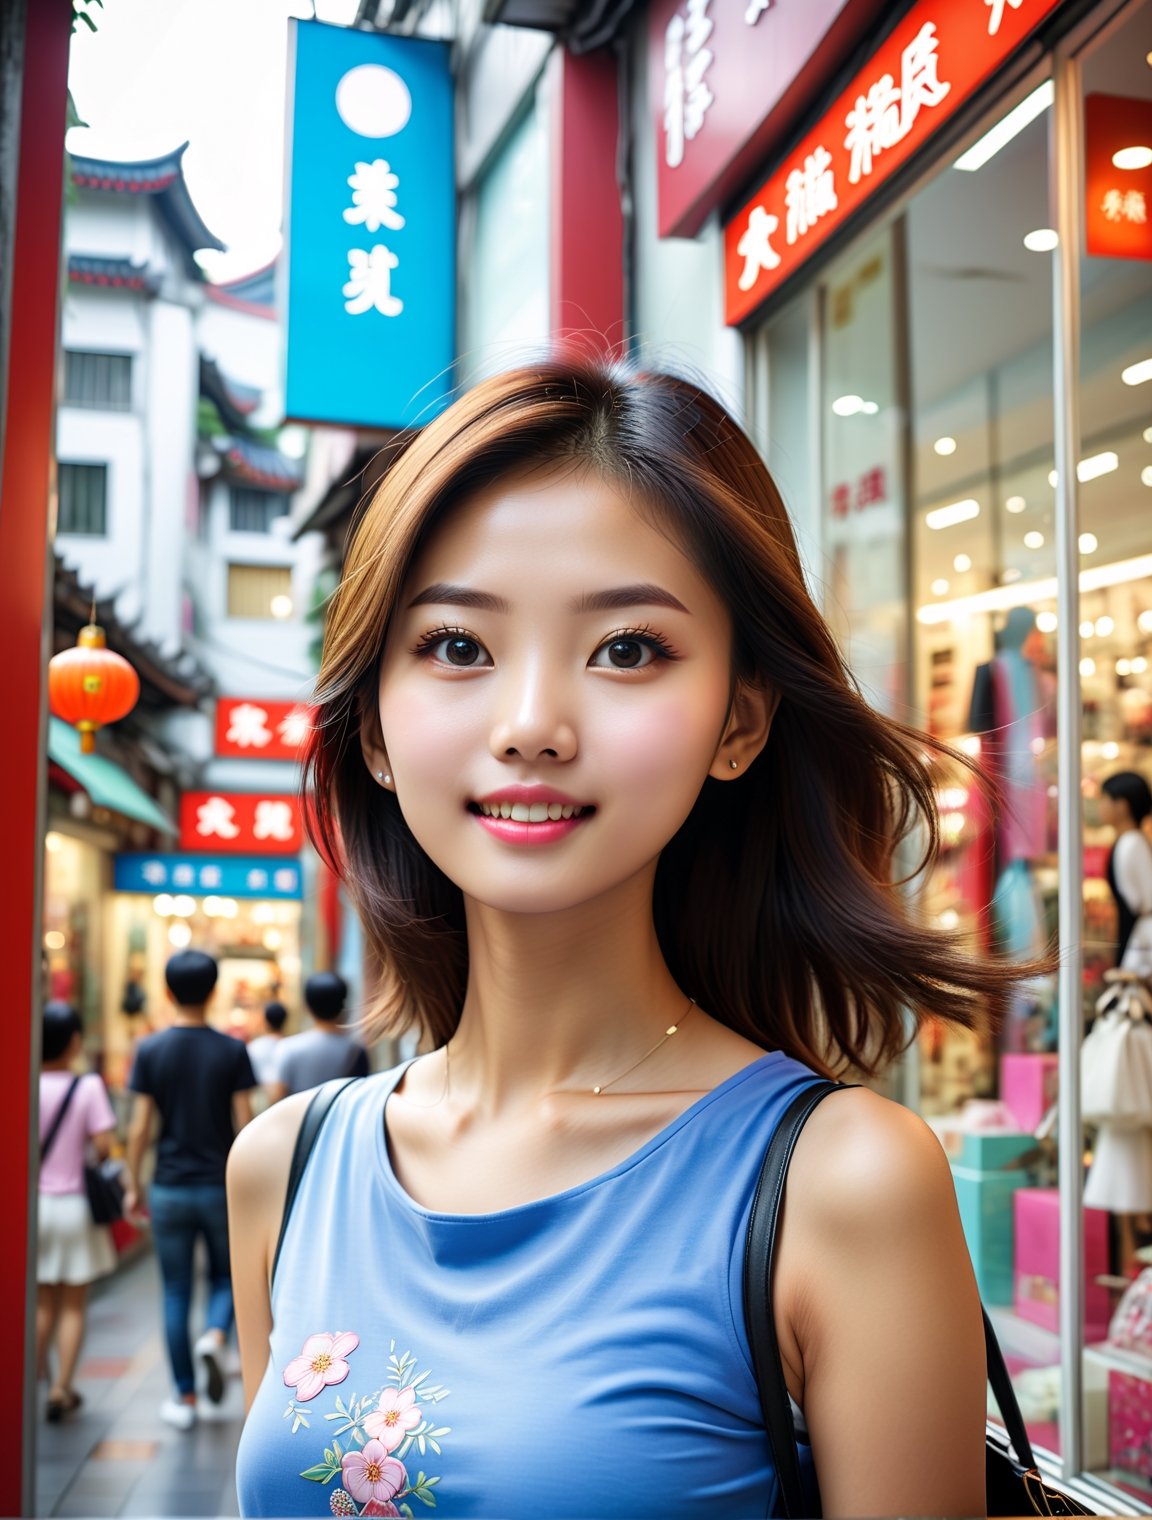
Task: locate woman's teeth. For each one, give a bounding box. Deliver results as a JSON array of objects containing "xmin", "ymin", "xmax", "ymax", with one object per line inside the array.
[{"xmin": 477, "ymin": 801, "xmax": 588, "ymax": 822}]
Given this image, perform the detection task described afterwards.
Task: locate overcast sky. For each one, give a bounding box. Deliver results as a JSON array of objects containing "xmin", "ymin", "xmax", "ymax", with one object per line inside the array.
[{"xmin": 67, "ymin": 0, "xmax": 363, "ymax": 282}]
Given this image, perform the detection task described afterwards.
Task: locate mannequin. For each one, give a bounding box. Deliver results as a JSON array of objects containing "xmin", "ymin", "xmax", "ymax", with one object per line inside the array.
[{"xmin": 1100, "ymin": 771, "xmax": 1152, "ymax": 974}]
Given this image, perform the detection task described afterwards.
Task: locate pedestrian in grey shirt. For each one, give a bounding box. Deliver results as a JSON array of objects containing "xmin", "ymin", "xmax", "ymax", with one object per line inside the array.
[{"xmin": 267, "ymin": 973, "xmax": 369, "ymax": 1101}]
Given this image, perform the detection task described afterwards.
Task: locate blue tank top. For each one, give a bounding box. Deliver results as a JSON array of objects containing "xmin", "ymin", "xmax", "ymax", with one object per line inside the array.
[{"xmin": 236, "ymin": 1051, "xmax": 821, "ymax": 1518}]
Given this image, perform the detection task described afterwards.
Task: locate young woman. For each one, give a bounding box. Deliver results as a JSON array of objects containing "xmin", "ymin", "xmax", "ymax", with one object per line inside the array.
[
  {"xmin": 1099, "ymin": 770, "xmax": 1152, "ymax": 974},
  {"xmin": 37, "ymin": 1001, "xmax": 122, "ymax": 1421},
  {"xmin": 229, "ymin": 359, "xmax": 1026, "ymax": 1518}
]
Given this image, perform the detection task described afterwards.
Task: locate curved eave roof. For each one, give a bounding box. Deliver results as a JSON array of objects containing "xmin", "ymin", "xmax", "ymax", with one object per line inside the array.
[
  {"xmin": 68, "ymin": 254, "xmax": 160, "ymax": 295},
  {"xmin": 200, "ymin": 354, "xmax": 262, "ymax": 434},
  {"xmin": 70, "ymin": 142, "xmax": 226, "ymax": 256},
  {"xmin": 221, "ymin": 436, "xmax": 303, "ymax": 492}
]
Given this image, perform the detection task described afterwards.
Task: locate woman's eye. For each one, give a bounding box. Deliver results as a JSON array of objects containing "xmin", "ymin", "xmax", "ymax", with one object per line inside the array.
[
  {"xmin": 592, "ymin": 638, "xmax": 655, "ymax": 670},
  {"xmin": 420, "ymin": 633, "xmax": 491, "ymax": 667}
]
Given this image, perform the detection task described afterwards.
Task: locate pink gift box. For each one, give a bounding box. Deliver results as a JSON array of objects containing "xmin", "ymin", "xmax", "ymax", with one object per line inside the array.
[
  {"xmin": 1001, "ymin": 1053, "xmax": 1059, "ymax": 1132},
  {"xmin": 1110, "ymin": 1370, "xmax": 1152, "ymax": 1478},
  {"xmin": 1013, "ymin": 1187, "xmax": 1111, "ymax": 1341}
]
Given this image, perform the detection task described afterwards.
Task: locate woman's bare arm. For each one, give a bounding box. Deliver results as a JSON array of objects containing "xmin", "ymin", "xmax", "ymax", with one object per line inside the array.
[
  {"xmin": 775, "ymin": 1087, "xmax": 987, "ymax": 1519},
  {"xmin": 227, "ymin": 1091, "xmax": 313, "ymax": 1412}
]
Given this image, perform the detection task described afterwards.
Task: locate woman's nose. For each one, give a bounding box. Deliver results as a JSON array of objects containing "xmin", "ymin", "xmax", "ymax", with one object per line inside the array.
[{"xmin": 488, "ymin": 665, "xmax": 577, "ymax": 763}]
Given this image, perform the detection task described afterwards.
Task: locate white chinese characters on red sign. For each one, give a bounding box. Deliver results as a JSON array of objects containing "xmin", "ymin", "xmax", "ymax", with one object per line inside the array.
[
  {"xmin": 179, "ymin": 792, "xmax": 304, "ymax": 856},
  {"xmin": 215, "ymin": 697, "xmax": 312, "ymax": 761},
  {"xmin": 663, "ymin": 0, "xmax": 715, "ymax": 170},
  {"xmin": 725, "ymin": 0, "xmax": 1066, "ymax": 324}
]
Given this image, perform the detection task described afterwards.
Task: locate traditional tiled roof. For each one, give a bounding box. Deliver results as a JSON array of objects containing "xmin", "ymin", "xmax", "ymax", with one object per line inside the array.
[
  {"xmin": 206, "ymin": 260, "xmax": 277, "ymax": 316},
  {"xmin": 200, "ymin": 354, "xmax": 262, "ymax": 434},
  {"xmin": 70, "ymin": 143, "xmax": 225, "ymax": 261},
  {"xmin": 68, "ymin": 254, "xmax": 160, "ymax": 294},
  {"xmin": 220, "ymin": 436, "xmax": 303, "ymax": 492}
]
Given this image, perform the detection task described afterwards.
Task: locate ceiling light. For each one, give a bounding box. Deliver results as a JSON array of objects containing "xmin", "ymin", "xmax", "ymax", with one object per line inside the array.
[
  {"xmin": 44, "ymin": 930, "xmax": 66, "ymax": 951},
  {"xmin": 1080, "ymin": 658, "xmax": 1096, "ymax": 678},
  {"xmin": 926, "ymin": 498, "xmax": 980, "ymax": 530},
  {"xmin": 1123, "ymin": 358, "xmax": 1152, "ymax": 386},
  {"xmin": 168, "ymin": 921, "xmax": 193, "ymax": 948},
  {"xmin": 916, "ymin": 554, "xmax": 1152, "ymax": 625},
  {"xmin": 1142, "ymin": 467, "xmax": 1152, "ymax": 487},
  {"xmin": 44, "ymin": 832, "xmax": 62, "ymax": 853},
  {"xmin": 1113, "ymin": 146, "xmax": 1152, "ymax": 170},
  {"xmin": 1134, "ymin": 656, "xmax": 1149, "ymax": 674},
  {"xmin": 1024, "ymin": 530, "xmax": 1045, "ymax": 548},
  {"xmin": 1036, "ymin": 611, "xmax": 1057, "ymax": 633},
  {"xmin": 1079, "ymin": 532, "xmax": 1098, "ymax": 553},
  {"xmin": 171, "ymin": 894, "xmax": 196, "ymax": 917},
  {"xmin": 832, "ymin": 394, "xmax": 864, "ymax": 416},
  {"xmin": 954, "ymin": 82, "xmax": 1054, "ymax": 172},
  {"xmin": 1080, "ymin": 620, "xmax": 1095, "ymax": 639},
  {"xmin": 1101, "ymin": 740, "xmax": 1120, "ymax": 759},
  {"xmin": 1116, "ymin": 658, "xmax": 1132, "ymax": 676},
  {"xmin": 934, "ymin": 436, "xmax": 957, "ymax": 456},
  {"xmin": 953, "ymin": 553, "xmax": 972, "ymax": 572},
  {"xmin": 1024, "ymin": 228, "xmax": 1059, "ymax": 252},
  {"xmin": 1095, "ymin": 615, "xmax": 1115, "ymax": 637},
  {"xmin": 1049, "ymin": 451, "xmax": 1120, "ymax": 486},
  {"xmin": 931, "ymin": 578, "xmax": 950, "ymax": 595},
  {"xmin": 153, "ymin": 894, "xmax": 174, "ymax": 916},
  {"xmin": 1144, "ymin": 427, "xmax": 1152, "ymax": 443},
  {"xmin": 860, "ymin": 400, "xmax": 880, "ymax": 415},
  {"xmin": 1005, "ymin": 495, "xmax": 1027, "ymax": 513}
]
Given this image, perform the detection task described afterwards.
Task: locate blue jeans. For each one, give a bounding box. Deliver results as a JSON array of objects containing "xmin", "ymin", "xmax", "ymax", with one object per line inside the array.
[{"xmin": 150, "ymin": 1183, "xmax": 233, "ymax": 1396}]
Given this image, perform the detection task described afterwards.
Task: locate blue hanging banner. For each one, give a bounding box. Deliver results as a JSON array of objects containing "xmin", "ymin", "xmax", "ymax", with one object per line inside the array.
[
  {"xmin": 114, "ymin": 853, "xmax": 303, "ymax": 900},
  {"xmin": 283, "ymin": 21, "xmax": 455, "ymax": 429}
]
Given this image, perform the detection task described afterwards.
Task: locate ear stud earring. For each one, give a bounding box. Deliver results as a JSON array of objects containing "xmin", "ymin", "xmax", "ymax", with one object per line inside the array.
[
  {"xmin": 729, "ymin": 760, "xmax": 739, "ymax": 771},
  {"xmin": 377, "ymin": 771, "xmax": 392, "ymax": 786}
]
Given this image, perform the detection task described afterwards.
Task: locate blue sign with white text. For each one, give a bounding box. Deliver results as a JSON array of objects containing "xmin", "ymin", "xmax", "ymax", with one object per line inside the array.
[
  {"xmin": 284, "ymin": 21, "xmax": 455, "ymax": 429},
  {"xmin": 114, "ymin": 854, "xmax": 303, "ymax": 900}
]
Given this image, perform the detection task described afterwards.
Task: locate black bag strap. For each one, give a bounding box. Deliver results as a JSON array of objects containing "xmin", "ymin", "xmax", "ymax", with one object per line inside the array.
[
  {"xmin": 744, "ymin": 1080, "xmax": 1039, "ymax": 1518},
  {"xmin": 270, "ymin": 1076, "xmax": 360, "ymax": 1287},
  {"xmin": 40, "ymin": 1075, "xmax": 82, "ymax": 1165}
]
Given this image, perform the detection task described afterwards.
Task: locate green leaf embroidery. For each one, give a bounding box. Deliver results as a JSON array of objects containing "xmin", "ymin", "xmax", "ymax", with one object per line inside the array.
[{"xmin": 299, "ymin": 1461, "xmax": 341, "ymax": 1484}]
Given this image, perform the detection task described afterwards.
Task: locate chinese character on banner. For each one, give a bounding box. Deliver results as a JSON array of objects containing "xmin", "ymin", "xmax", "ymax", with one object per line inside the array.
[
  {"xmin": 1101, "ymin": 188, "xmax": 1147, "ymax": 224},
  {"xmin": 736, "ymin": 206, "xmax": 782, "ymax": 290},
  {"xmin": 199, "ymin": 865, "xmax": 223, "ymax": 889},
  {"xmin": 663, "ymin": 0, "xmax": 714, "ymax": 168},
  {"xmin": 831, "ymin": 483, "xmax": 852, "ymax": 519},
  {"xmin": 744, "ymin": 0, "xmax": 771, "ymax": 21},
  {"xmin": 216, "ymin": 698, "xmax": 312, "ymax": 760},
  {"xmin": 984, "ymin": 0, "xmax": 1023, "ymax": 36},
  {"xmin": 1085, "ymin": 94, "xmax": 1152, "ymax": 261},
  {"xmin": 247, "ymin": 869, "xmax": 269, "ymax": 891},
  {"xmin": 172, "ymin": 864, "xmax": 195, "ymax": 887},
  {"xmin": 844, "ymin": 24, "xmax": 949, "ymax": 186},
  {"xmin": 142, "ymin": 860, "xmax": 167, "ymax": 886},
  {"xmin": 785, "ymin": 147, "xmax": 838, "ymax": 245},
  {"xmin": 344, "ymin": 245, "xmax": 403, "ymax": 317},
  {"xmin": 181, "ymin": 793, "xmax": 303, "ymax": 855},
  {"xmin": 856, "ymin": 466, "xmax": 888, "ymax": 509},
  {"xmin": 343, "ymin": 159, "xmax": 405, "ymax": 233}
]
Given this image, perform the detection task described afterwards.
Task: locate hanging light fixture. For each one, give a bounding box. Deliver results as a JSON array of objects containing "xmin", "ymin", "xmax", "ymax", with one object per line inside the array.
[{"xmin": 49, "ymin": 615, "xmax": 139, "ymax": 753}]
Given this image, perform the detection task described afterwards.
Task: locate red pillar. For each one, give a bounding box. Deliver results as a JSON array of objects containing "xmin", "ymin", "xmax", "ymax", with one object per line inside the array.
[
  {"xmin": 0, "ymin": 1, "xmax": 72, "ymax": 1508},
  {"xmin": 548, "ymin": 48, "xmax": 625, "ymax": 351}
]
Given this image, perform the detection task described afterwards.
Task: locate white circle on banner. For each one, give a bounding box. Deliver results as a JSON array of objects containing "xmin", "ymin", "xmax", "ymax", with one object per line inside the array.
[{"xmin": 335, "ymin": 65, "xmax": 412, "ymax": 138}]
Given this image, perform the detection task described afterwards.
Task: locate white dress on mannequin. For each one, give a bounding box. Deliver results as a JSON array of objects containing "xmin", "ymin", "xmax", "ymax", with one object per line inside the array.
[{"xmin": 1083, "ymin": 977, "xmax": 1152, "ymax": 1213}]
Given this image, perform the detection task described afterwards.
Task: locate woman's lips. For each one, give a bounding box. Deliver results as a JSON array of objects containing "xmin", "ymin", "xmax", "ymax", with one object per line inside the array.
[{"xmin": 467, "ymin": 799, "xmax": 594, "ymax": 845}]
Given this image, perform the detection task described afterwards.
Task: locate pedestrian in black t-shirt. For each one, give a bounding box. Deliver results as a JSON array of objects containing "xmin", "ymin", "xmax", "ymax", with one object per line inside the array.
[{"xmin": 125, "ymin": 950, "xmax": 256, "ymax": 1431}]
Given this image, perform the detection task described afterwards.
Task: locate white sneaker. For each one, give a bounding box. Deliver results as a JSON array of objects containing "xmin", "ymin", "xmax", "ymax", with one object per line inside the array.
[
  {"xmin": 160, "ymin": 1397, "xmax": 197, "ymax": 1431},
  {"xmin": 194, "ymin": 1331, "xmax": 226, "ymax": 1404}
]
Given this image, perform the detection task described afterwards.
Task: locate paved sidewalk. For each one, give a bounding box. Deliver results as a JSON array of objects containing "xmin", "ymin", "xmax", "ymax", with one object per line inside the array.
[{"xmin": 34, "ymin": 1251, "xmax": 244, "ymax": 1518}]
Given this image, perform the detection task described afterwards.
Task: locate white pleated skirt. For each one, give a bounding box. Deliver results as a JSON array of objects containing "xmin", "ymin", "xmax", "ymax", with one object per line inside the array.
[{"xmin": 37, "ymin": 1191, "xmax": 117, "ymax": 1285}]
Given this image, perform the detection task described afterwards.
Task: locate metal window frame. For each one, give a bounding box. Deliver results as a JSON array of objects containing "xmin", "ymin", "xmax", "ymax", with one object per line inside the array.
[
  {"xmin": 62, "ymin": 349, "xmax": 132, "ymax": 410},
  {"xmin": 57, "ymin": 460, "xmax": 108, "ymax": 536}
]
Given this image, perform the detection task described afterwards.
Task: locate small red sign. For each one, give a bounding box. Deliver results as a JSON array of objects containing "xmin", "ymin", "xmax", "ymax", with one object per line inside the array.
[
  {"xmin": 724, "ymin": 0, "xmax": 1066, "ymax": 325},
  {"xmin": 214, "ymin": 697, "xmax": 312, "ymax": 761},
  {"xmin": 179, "ymin": 792, "xmax": 304, "ymax": 855},
  {"xmin": 1085, "ymin": 94, "xmax": 1152, "ymax": 262}
]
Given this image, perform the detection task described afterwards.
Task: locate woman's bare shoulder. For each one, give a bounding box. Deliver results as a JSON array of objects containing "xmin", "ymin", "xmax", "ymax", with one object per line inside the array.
[{"xmin": 227, "ymin": 1089, "xmax": 315, "ymax": 1202}]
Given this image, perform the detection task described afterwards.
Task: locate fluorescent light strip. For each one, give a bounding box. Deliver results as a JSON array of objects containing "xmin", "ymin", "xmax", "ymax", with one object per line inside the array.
[
  {"xmin": 953, "ymin": 82, "xmax": 1054, "ymax": 172},
  {"xmin": 1047, "ymin": 451, "xmax": 1120, "ymax": 486},
  {"xmin": 1123, "ymin": 358, "xmax": 1152, "ymax": 386},
  {"xmin": 925, "ymin": 498, "xmax": 980, "ymax": 530},
  {"xmin": 916, "ymin": 554, "xmax": 1152, "ymax": 625}
]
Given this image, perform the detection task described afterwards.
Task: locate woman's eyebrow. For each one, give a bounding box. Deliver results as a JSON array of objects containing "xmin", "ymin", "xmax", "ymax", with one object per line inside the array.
[
  {"xmin": 407, "ymin": 583, "xmax": 510, "ymax": 612},
  {"xmin": 574, "ymin": 584, "xmax": 689, "ymax": 615}
]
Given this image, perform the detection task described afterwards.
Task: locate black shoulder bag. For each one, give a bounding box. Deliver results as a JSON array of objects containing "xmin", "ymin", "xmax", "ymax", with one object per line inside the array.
[
  {"xmin": 272, "ymin": 1077, "xmax": 361, "ymax": 1284},
  {"xmin": 743, "ymin": 1080, "xmax": 1095, "ymax": 1518},
  {"xmin": 40, "ymin": 1074, "xmax": 125, "ymax": 1225}
]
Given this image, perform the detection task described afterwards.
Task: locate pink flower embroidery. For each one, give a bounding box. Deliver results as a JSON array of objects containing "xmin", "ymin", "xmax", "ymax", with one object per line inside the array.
[
  {"xmin": 364, "ymin": 1385, "xmax": 422, "ymax": 1452},
  {"xmin": 341, "ymin": 1441, "xmax": 406, "ymax": 1507},
  {"xmin": 361, "ymin": 1503, "xmax": 401, "ymax": 1518},
  {"xmin": 282, "ymin": 1331, "xmax": 359, "ymax": 1402}
]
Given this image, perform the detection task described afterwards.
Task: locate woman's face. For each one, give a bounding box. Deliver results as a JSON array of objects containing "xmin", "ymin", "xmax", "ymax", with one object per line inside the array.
[{"xmin": 369, "ymin": 468, "xmax": 767, "ymax": 917}]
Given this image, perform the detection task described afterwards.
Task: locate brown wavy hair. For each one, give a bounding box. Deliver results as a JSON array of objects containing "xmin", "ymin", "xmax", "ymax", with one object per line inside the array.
[{"xmin": 305, "ymin": 357, "xmax": 1027, "ymax": 1078}]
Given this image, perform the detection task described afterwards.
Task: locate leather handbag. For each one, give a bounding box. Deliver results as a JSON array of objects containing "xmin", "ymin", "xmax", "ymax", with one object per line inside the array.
[{"xmin": 744, "ymin": 1080, "xmax": 1095, "ymax": 1517}]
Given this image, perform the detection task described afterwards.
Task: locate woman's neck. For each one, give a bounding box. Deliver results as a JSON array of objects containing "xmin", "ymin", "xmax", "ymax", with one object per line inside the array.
[{"xmin": 450, "ymin": 871, "xmax": 689, "ymax": 1114}]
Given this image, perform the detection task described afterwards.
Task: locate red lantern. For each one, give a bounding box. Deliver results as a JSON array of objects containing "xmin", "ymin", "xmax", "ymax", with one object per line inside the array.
[{"xmin": 49, "ymin": 623, "xmax": 140, "ymax": 753}]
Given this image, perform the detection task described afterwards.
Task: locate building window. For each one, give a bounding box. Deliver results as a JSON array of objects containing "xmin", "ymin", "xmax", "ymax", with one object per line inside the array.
[
  {"xmin": 229, "ymin": 487, "xmax": 290, "ymax": 534},
  {"xmin": 63, "ymin": 351, "xmax": 132, "ymax": 410},
  {"xmin": 227, "ymin": 563, "xmax": 293, "ymax": 620},
  {"xmin": 57, "ymin": 463, "xmax": 108, "ymax": 536}
]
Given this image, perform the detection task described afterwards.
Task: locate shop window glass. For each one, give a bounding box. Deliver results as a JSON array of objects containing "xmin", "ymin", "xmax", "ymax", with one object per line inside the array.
[
  {"xmin": 820, "ymin": 227, "xmax": 907, "ymax": 716},
  {"xmin": 58, "ymin": 461, "xmax": 109, "ymax": 536},
  {"xmin": 63, "ymin": 350, "xmax": 132, "ymax": 410},
  {"xmin": 229, "ymin": 487, "xmax": 290, "ymax": 534},
  {"xmin": 1075, "ymin": 1, "xmax": 1152, "ymax": 1503},
  {"xmin": 227, "ymin": 563, "xmax": 292, "ymax": 619},
  {"xmin": 906, "ymin": 85, "xmax": 1063, "ymax": 1459}
]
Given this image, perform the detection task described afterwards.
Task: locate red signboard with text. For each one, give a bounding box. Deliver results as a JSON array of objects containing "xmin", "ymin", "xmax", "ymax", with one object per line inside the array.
[
  {"xmin": 179, "ymin": 791, "xmax": 304, "ymax": 855},
  {"xmin": 651, "ymin": 0, "xmax": 890, "ymax": 239},
  {"xmin": 214, "ymin": 696, "xmax": 311, "ymax": 760},
  {"xmin": 724, "ymin": 0, "xmax": 1065, "ymax": 325},
  {"xmin": 1085, "ymin": 94, "xmax": 1152, "ymax": 262}
]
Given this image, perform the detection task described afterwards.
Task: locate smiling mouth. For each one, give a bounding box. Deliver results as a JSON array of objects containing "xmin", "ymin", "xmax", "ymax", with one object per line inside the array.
[{"xmin": 468, "ymin": 801, "xmax": 594, "ymax": 822}]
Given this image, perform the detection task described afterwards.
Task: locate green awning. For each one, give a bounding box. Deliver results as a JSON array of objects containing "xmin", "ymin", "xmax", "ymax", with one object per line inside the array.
[{"xmin": 48, "ymin": 717, "xmax": 177, "ymax": 835}]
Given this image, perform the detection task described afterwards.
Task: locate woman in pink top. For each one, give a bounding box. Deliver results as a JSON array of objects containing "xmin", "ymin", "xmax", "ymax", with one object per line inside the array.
[{"xmin": 37, "ymin": 1001, "xmax": 121, "ymax": 1422}]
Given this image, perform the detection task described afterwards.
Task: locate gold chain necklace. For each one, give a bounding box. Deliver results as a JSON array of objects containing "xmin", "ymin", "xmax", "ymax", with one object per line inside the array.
[{"xmin": 424, "ymin": 995, "xmax": 698, "ymax": 1102}]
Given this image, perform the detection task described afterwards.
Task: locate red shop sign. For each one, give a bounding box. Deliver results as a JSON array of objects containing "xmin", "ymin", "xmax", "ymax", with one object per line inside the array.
[
  {"xmin": 179, "ymin": 791, "xmax": 304, "ymax": 855},
  {"xmin": 1084, "ymin": 94, "xmax": 1152, "ymax": 262},
  {"xmin": 215, "ymin": 696, "xmax": 312, "ymax": 760},
  {"xmin": 651, "ymin": 0, "xmax": 890, "ymax": 240},
  {"xmin": 724, "ymin": 0, "xmax": 1065, "ymax": 325}
]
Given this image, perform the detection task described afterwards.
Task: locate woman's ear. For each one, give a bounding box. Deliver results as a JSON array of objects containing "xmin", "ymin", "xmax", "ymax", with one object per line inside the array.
[
  {"xmin": 709, "ymin": 680, "xmax": 780, "ymax": 781},
  {"xmin": 359, "ymin": 704, "xmax": 394, "ymax": 791}
]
